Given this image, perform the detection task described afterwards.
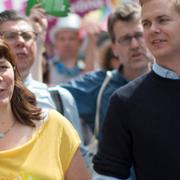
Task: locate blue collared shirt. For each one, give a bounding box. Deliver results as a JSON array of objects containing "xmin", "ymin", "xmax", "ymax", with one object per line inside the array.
[
  {"xmin": 49, "ymin": 56, "xmax": 83, "ymax": 84},
  {"xmin": 152, "ymin": 63, "xmax": 180, "ymax": 79},
  {"xmin": 62, "ymin": 69, "xmax": 127, "ymax": 134}
]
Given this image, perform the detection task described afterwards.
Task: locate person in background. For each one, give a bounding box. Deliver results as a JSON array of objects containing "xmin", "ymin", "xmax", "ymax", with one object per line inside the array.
[
  {"xmin": 93, "ymin": 0, "xmax": 180, "ymax": 179},
  {"xmin": 0, "ymin": 39, "xmax": 90, "ymax": 179},
  {"xmin": 49, "ymin": 13, "xmax": 84, "ymax": 84},
  {"xmin": 62, "ymin": 2, "xmax": 153, "ymax": 141},
  {"xmin": 49, "ymin": 12, "xmax": 98, "ymax": 85}
]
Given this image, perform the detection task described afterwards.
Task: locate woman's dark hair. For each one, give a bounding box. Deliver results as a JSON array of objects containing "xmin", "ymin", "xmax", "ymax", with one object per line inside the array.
[{"xmin": 0, "ymin": 40, "xmax": 42, "ymax": 127}]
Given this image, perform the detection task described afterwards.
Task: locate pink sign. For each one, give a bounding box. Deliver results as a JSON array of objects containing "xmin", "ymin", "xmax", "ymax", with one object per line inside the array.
[
  {"xmin": 70, "ymin": 0, "xmax": 109, "ymax": 16},
  {"xmin": 1, "ymin": 0, "xmax": 109, "ymax": 16},
  {"xmin": 1, "ymin": 0, "xmax": 26, "ymax": 12}
]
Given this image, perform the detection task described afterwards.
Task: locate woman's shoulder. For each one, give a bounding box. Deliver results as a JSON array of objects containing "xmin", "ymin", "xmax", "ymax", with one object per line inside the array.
[
  {"xmin": 44, "ymin": 110, "xmax": 80, "ymax": 147},
  {"xmin": 45, "ymin": 109, "xmax": 67, "ymax": 126},
  {"xmin": 44, "ymin": 109, "xmax": 79, "ymax": 134}
]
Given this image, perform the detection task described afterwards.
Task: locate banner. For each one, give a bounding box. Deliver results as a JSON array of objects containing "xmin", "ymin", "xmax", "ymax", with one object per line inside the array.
[
  {"xmin": 70, "ymin": 0, "xmax": 108, "ymax": 16},
  {"xmin": 0, "ymin": 0, "xmax": 125, "ymax": 17},
  {"xmin": 0, "ymin": 0, "xmax": 26, "ymax": 12}
]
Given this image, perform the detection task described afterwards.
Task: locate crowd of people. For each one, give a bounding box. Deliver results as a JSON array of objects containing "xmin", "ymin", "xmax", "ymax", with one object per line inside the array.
[{"xmin": 0, "ymin": 0, "xmax": 180, "ymax": 179}]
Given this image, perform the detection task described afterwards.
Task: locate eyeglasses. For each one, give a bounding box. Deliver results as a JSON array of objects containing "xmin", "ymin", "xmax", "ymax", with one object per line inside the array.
[
  {"xmin": 0, "ymin": 31, "xmax": 37, "ymax": 43},
  {"xmin": 116, "ymin": 32, "xmax": 144, "ymax": 46}
]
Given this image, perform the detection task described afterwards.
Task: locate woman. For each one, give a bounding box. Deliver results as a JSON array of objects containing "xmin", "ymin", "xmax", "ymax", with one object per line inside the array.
[{"xmin": 0, "ymin": 40, "xmax": 90, "ymax": 179}]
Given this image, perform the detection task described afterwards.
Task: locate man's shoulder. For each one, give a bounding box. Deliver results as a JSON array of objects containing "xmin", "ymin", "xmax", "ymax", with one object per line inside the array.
[
  {"xmin": 74, "ymin": 69, "xmax": 124, "ymax": 85},
  {"xmin": 29, "ymin": 79, "xmax": 48, "ymax": 89},
  {"xmin": 110, "ymin": 70, "xmax": 127, "ymax": 85},
  {"xmin": 63, "ymin": 69, "xmax": 107, "ymax": 90},
  {"xmin": 114, "ymin": 72, "xmax": 150, "ymax": 100},
  {"xmin": 82, "ymin": 69, "xmax": 107, "ymax": 81}
]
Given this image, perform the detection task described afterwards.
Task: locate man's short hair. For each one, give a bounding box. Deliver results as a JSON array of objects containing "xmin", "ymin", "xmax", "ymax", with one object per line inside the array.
[
  {"xmin": 0, "ymin": 10, "xmax": 35, "ymax": 30},
  {"xmin": 139, "ymin": 0, "xmax": 180, "ymax": 13},
  {"xmin": 108, "ymin": 2, "xmax": 141, "ymax": 43}
]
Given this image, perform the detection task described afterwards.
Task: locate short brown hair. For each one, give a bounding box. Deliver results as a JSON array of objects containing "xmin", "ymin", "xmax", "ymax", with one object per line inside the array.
[
  {"xmin": 108, "ymin": 2, "xmax": 141, "ymax": 43},
  {"xmin": 0, "ymin": 10, "xmax": 36, "ymax": 32},
  {"xmin": 139, "ymin": 0, "xmax": 180, "ymax": 13},
  {"xmin": 0, "ymin": 40, "xmax": 42, "ymax": 127}
]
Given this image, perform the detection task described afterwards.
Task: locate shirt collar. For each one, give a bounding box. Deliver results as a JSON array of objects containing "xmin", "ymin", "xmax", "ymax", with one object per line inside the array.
[
  {"xmin": 23, "ymin": 74, "xmax": 33, "ymax": 86},
  {"xmin": 152, "ymin": 63, "xmax": 180, "ymax": 80}
]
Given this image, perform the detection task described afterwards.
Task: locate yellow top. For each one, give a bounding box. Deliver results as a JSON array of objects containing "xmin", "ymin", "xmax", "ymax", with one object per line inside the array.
[{"xmin": 0, "ymin": 110, "xmax": 80, "ymax": 180}]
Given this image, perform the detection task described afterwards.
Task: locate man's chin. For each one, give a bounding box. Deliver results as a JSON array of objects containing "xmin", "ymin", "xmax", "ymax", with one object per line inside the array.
[{"xmin": 132, "ymin": 61, "xmax": 149, "ymax": 70}]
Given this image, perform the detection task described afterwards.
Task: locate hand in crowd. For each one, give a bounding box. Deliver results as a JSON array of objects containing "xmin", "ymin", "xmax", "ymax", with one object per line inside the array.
[{"xmin": 29, "ymin": 3, "xmax": 48, "ymax": 40}]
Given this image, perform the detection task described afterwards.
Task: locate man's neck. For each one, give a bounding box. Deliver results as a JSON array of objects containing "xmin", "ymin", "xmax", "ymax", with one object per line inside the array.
[
  {"xmin": 21, "ymin": 71, "xmax": 30, "ymax": 82},
  {"xmin": 157, "ymin": 61, "xmax": 180, "ymax": 77},
  {"xmin": 123, "ymin": 67, "xmax": 150, "ymax": 81},
  {"xmin": 156, "ymin": 52, "xmax": 180, "ymax": 76}
]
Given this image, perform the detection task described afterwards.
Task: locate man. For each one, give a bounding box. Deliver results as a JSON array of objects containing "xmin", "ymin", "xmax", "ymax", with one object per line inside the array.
[
  {"xmin": 62, "ymin": 2, "xmax": 153, "ymax": 140},
  {"xmin": 93, "ymin": 0, "xmax": 180, "ymax": 179},
  {"xmin": 49, "ymin": 13, "xmax": 84, "ymax": 84}
]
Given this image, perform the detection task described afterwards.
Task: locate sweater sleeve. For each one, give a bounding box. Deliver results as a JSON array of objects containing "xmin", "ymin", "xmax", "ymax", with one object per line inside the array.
[
  {"xmin": 93, "ymin": 91, "xmax": 132, "ymax": 179},
  {"xmin": 93, "ymin": 172, "xmax": 132, "ymax": 180}
]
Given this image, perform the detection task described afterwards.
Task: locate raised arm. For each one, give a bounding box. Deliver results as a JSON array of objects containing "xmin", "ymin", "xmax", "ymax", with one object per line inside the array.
[{"xmin": 29, "ymin": 4, "xmax": 48, "ymax": 81}]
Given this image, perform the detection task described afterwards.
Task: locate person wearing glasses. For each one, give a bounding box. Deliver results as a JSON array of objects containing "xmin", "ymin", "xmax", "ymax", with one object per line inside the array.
[
  {"xmin": 62, "ymin": 2, "xmax": 153, "ymax": 143},
  {"xmin": 0, "ymin": 39, "xmax": 90, "ymax": 179},
  {"xmin": 94, "ymin": 0, "xmax": 180, "ymax": 179}
]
